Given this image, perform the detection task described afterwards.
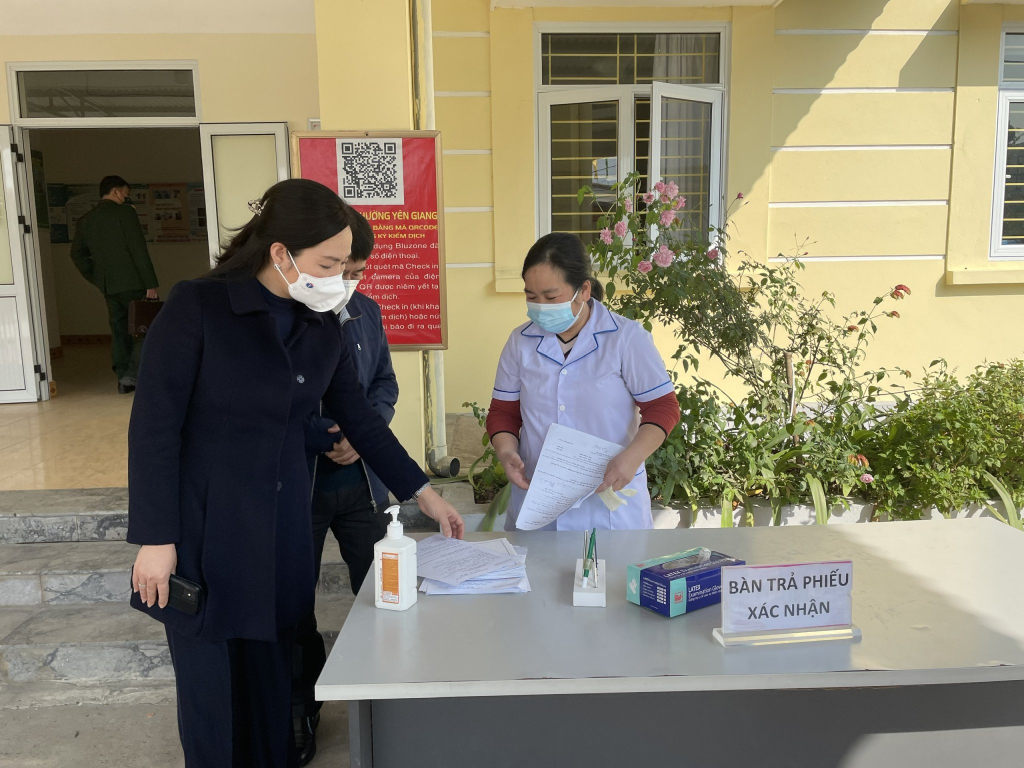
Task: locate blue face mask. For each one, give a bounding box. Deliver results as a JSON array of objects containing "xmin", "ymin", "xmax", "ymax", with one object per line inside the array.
[{"xmin": 527, "ymin": 289, "xmax": 581, "ymax": 334}]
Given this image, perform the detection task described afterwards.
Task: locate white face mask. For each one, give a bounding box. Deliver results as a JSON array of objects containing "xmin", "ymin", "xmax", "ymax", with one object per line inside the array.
[
  {"xmin": 275, "ymin": 251, "xmax": 349, "ymax": 313},
  {"xmin": 332, "ymin": 280, "xmax": 361, "ymax": 314}
]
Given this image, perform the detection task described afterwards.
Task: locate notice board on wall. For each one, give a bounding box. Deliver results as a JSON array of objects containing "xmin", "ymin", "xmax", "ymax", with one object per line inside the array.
[
  {"xmin": 291, "ymin": 131, "xmax": 447, "ymax": 350},
  {"xmin": 47, "ymin": 182, "xmax": 207, "ymax": 245}
]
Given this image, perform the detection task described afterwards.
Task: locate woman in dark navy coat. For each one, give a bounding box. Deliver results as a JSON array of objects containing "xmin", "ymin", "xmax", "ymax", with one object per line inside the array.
[{"xmin": 127, "ymin": 179, "xmax": 464, "ymax": 768}]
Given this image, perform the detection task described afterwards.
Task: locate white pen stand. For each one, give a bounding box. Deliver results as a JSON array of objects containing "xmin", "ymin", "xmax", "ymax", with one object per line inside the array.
[{"xmin": 573, "ymin": 558, "xmax": 607, "ymax": 607}]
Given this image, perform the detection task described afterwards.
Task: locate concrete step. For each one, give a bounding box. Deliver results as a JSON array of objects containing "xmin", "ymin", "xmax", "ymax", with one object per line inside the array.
[
  {"xmin": 0, "ymin": 537, "xmax": 358, "ymax": 606},
  {"xmin": 0, "ymin": 483, "xmax": 485, "ymax": 545},
  {"xmin": 0, "ymin": 488, "xmax": 129, "ymax": 544},
  {"xmin": 0, "ymin": 596, "xmax": 354, "ymax": 687}
]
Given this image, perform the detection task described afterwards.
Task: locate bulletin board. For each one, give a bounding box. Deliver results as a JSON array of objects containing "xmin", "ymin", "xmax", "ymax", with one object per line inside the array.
[
  {"xmin": 47, "ymin": 182, "xmax": 207, "ymax": 245},
  {"xmin": 291, "ymin": 131, "xmax": 448, "ymax": 351}
]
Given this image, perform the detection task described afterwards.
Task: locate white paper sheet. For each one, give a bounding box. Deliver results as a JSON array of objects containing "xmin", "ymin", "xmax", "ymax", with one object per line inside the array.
[
  {"xmin": 421, "ymin": 575, "xmax": 531, "ymax": 595},
  {"xmin": 419, "ymin": 541, "xmax": 531, "ymax": 595},
  {"xmin": 416, "ymin": 535, "xmax": 518, "ymax": 586},
  {"xmin": 515, "ymin": 424, "xmax": 625, "ymax": 530}
]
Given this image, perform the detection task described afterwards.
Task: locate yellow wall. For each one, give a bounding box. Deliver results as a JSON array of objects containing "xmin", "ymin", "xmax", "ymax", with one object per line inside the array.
[
  {"xmin": 0, "ymin": 33, "xmax": 319, "ymax": 132},
  {"xmin": 315, "ymin": 0, "xmax": 426, "ymax": 465},
  {"xmin": 431, "ymin": 0, "xmax": 1024, "ymax": 414}
]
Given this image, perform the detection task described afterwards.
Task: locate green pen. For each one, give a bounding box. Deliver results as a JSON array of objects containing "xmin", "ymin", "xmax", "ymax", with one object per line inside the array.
[{"xmin": 582, "ymin": 527, "xmax": 597, "ymax": 586}]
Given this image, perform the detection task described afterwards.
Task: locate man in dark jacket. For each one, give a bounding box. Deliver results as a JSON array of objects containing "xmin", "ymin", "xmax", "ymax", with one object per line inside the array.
[
  {"xmin": 70, "ymin": 175, "xmax": 159, "ymax": 393},
  {"xmin": 292, "ymin": 209, "xmax": 398, "ymax": 766}
]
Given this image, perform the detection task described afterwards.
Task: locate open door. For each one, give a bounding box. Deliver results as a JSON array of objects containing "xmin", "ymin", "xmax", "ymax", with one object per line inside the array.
[
  {"xmin": 649, "ymin": 82, "xmax": 724, "ymax": 241},
  {"xmin": 200, "ymin": 123, "xmax": 290, "ymax": 263},
  {"xmin": 0, "ymin": 127, "xmax": 46, "ymax": 403}
]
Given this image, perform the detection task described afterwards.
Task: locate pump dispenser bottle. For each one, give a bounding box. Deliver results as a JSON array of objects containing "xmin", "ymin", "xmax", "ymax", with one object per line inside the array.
[{"xmin": 374, "ymin": 505, "xmax": 417, "ymax": 611}]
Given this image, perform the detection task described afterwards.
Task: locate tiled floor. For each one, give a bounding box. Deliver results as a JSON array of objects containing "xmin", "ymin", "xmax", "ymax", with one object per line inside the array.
[
  {"xmin": 0, "ymin": 344, "xmax": 488, "ymax": 492},
  {"xmin": 0, "ymin": 346, "xmax": 132, "ymax": 492}
]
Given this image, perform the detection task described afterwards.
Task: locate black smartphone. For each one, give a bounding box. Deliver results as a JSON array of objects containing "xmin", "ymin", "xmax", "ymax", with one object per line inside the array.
[{"xmin": 167, "ymin": 575, "xmax": 203, "ymax": 615}]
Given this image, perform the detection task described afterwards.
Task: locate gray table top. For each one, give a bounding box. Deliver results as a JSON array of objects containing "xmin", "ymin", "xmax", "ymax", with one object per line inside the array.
[{"xmin": 316, "ymin": 518, "xmax": 1024, "ymax": 701}]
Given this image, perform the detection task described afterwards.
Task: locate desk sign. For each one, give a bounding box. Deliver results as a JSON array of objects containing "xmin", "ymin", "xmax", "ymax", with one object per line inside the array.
[{"xmin": 713, "ymin": 561, "xmax": 859, "ymax": 647}]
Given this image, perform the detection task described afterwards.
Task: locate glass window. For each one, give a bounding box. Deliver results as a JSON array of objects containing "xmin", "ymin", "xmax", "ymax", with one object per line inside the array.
[
  {"xmin": 542, "ymin": 33, "xmax": 721, "ymax": 87},
  {"xmin": 549, "ymin": 100, "xmax": 619, "ymax": 239},
  {"xmin": 1000, "ymin": 102, "xmax": 1024, "ymax": 246},
  {"xmin": 1004, "ymin": 33, "xmax": 1024, "ymax": 84},
  {"xmin": 17, "ymin": 69, "xmax": 196, "ymax": 120}
]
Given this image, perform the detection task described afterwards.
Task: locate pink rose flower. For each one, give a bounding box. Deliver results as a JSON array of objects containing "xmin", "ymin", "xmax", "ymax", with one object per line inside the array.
[
  {"xmin": 707, "ymin": 248, "xmax": 719, "ymax": 260},
  {"xmin": 860, "ymin": 473, "xmax": 874, "ymax": 484},
  {"xmin": 665, "ymin": 181, "xmax": 679, "ymax": 199},
  {"xmin": 660, "ymin": 210, "xmax": 676, "ymax": 228},
  {"xmin": 674, "ymin": 197, "xmax": 686, "ymax": 210},
  {"xmin": 654, "ymin": 181, "xmax": 666, "ymax": 194},
  {"xmin": 637, "ymin": 260, "xmax": 653, "ymax": 274},
  {"xmin": 661, "ymin": 194, "xmax": 671, "ymax": 204},
  {"xmin": 623, "ymin": 198, "xmax": 633, "ymax": 213},
  {"xmin": 599, "ymin": 228, "xmax": 613, "ymax": 245},
  {"xmin": 653, "ymin": 245, "xmax": 674, "ymax": 268},
  {"xmin": 642, "ymin": 192, "xmax": 656, "ymax": 205},
  {"xmin": 614, "ymin": 219, "xmax": 628, "ymax": 239}
]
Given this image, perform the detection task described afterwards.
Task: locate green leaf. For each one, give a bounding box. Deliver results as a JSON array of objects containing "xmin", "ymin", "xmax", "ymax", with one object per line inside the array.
[
  {"xmin": 808, "ymin": 474, "xmax": 830, "ymax": 525},
  {"xmin": 982, "ymin": 471, "xmax": 1022, "ymax": 531},
  {"xmin": 606, "ymin": 281, "xmax": 616, "ymax": 299},
  {"xmin": 480, "ymin": 483, "xmax": 512, "ymax": 533},
  {"xmin": 721, "ymin": 490, "xmax": 734, "ymax": 528}
]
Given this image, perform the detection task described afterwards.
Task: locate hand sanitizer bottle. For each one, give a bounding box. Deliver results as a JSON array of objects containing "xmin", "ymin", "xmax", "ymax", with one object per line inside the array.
[{"xmin": 374, "ymin": 505, "xmax": 417, "ymax": 611}]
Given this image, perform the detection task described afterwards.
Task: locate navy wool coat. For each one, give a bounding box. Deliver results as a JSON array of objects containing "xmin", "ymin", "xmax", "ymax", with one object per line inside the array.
[{"xmin": 127, "ymin": 277, "xmax": 427, "ymax": 642}]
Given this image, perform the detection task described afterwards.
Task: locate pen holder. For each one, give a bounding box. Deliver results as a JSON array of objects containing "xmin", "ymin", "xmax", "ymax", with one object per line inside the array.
[{"xmin": 573, "ymin": 558, "xmax": 606, "ymax": 607}]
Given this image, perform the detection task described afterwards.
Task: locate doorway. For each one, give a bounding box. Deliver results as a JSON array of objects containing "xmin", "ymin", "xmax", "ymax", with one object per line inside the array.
[
  {"xmin": 0, "ymin": 120, "xmax": 290, "ymax": 490},
  {"xmin": 31, "ymin": 127, "xmax": 209, "ymax": 398}
]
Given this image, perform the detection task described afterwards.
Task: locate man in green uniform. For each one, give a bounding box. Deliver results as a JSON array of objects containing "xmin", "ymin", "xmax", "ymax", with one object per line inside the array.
[{"xmin": 70, "ymin": 176, "xmax": 159, "ymax": 394}]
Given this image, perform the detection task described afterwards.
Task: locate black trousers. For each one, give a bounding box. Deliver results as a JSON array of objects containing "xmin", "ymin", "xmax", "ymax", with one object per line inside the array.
[
  {"xmin": 104, "ymin": 289, "xmax": 145, "ymax": 379},
  {"xmin": 166, "ymin": 626, "xmax": 298, "ymax": 768},
  {"xmin": 292, "ymin": 479, "xmax": 387, "ymax": 719}
]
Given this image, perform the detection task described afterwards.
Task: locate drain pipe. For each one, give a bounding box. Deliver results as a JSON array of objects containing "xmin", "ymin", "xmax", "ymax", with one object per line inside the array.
[{"xmin": 412, "ymin": 0, "xmax": 460, "ymax": 478}]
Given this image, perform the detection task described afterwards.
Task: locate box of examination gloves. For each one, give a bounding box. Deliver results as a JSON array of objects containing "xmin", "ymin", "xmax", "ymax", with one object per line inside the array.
[{"xmin": 626, "ymin": 549, "xmax": 745, "ymax": 618}]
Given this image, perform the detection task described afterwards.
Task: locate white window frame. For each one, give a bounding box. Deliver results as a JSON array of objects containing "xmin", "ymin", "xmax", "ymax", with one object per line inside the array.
[
  {"xmin": 650, "ymin": 82, "xmax": 724, "ymax": 233},
  {"xmin": 538, "ymin": 86, "xmax": 634, "ymax": 243},
  {"xmin": 6, "ymin": 60, "xmax": 202, "ymax": 128},
  {"xmin": 534, "ymin": 22, "xmax": 730, "ymax": 239},
  {"xmin": 199, "ymin": 122, "xmax": 290, "ymax": 261},
  {"xmin": 992, "ymin": 29, "xmax": 1024, "ymax": 260}
]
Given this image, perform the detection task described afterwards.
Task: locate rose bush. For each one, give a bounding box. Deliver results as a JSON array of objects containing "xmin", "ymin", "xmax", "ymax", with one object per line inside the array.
[{"xmin": 581, "ymin": 173, "xmax": 1021, "ymax": 527}]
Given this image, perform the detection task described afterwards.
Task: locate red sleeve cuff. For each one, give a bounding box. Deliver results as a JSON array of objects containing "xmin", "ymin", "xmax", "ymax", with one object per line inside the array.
[
  {"xmin": 486, "ymin": 398, "xmax": 523, "ymax": 440},
  {"xmin": 637, "ymin": 392, "xmax": 680, "ymax": 436}
]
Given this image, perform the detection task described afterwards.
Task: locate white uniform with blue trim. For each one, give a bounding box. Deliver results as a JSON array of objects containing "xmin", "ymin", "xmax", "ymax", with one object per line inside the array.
[{"xmin": 492, "ymin": 300, "xmax": 675, "ymax": 531}]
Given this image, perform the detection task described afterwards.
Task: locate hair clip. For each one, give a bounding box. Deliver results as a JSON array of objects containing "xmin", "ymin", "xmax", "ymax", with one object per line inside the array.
[{"xmin": 247, "ymin": 199, "xmax": 265, "ymax": 216}]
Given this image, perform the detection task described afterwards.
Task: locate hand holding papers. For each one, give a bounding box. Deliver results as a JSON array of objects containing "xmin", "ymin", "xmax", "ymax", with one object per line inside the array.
[
  {"xmin": 515, "ymin": 424, "xmax": 625, "ymax": 530},
  {"xmin": 417, "ymin": 536, "xmax": 531, "ymax": 595}
]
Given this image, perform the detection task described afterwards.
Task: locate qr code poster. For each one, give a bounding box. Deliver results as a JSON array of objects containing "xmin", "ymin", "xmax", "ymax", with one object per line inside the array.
[
  {"xmin": 337, "ymin": 139, "xmax": 405, "ymax": 206},
  {"xmin": 293, "ymin": 131, "xmax": 446, "ymax": 349}
]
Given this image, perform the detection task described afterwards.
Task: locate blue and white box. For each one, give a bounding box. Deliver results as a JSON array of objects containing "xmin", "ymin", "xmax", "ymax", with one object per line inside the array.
[{"xmin": 627, "ymin": 549, "xmax": 745, "ymax": 618}]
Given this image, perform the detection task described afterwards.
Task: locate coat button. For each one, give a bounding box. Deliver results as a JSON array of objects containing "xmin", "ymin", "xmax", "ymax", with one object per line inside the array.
[
  {"xmin": 296, "ymin": 375, "xmax": 305, "ymax": 384},
  {"xmin": 277, "ymin": 482, "xmax": 283, "ymax": 491},
  {"xmin": 559, "ymin": 404, "xmax": 565, "ymax": 411},
  {"xmin": 560, "ymin": 369, "xmax": 567, "ymax": 376}
]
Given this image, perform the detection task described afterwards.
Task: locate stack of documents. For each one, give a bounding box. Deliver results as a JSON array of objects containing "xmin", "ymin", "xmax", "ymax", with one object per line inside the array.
[{"xmin": 417, "ymin": 535, "xmax": 531, "ymax": 595}]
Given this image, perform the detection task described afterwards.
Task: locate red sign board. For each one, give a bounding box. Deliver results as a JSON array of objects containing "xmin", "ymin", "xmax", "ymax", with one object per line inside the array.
[{"xmin": 292, "ymin": 131, "xmax": 447, "ymax": 350}]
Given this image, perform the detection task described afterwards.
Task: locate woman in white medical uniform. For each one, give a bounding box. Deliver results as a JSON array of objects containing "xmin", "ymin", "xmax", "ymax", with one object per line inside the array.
[{"xmin": 486, "ymin": 233, "xmax": 681, "ymax": 530}]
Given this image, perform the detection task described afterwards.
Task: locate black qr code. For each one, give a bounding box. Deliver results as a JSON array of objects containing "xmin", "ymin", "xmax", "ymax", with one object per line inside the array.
[{"xmin": 337, "ymin": 139, "xmax": 404, "ymax": 205}]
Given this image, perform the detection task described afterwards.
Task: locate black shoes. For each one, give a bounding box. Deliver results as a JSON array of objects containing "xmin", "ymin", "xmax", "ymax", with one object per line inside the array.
[
  {"xmin": 117, "ymin": 376, "xmax": 137, "ymax": 395},
  {"xmin": 295, "ymin": 711, "xmax": 320, "ymax": 767}
]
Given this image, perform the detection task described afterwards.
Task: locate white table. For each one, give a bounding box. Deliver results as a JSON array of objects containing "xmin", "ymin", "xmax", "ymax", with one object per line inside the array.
[{"xmin": 317, "ymin": 519, "xmax": 1024, "ymax": 767}]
